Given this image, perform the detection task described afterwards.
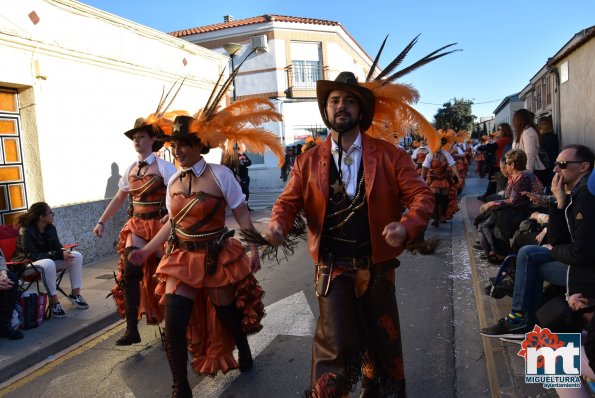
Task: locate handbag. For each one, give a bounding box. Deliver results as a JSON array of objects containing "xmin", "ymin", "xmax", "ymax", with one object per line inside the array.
[{"xmin": 536, "ymin": 295, "xmax": 595, "ymax": 333}]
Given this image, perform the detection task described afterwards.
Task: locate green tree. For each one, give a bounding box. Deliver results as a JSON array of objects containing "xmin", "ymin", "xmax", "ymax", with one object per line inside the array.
[
  {"xmin": 432, "ymin": 98, "xmax": 476, "ymax": 132},
  {"xmin": 482, "ymin": 123, "xmax": 487, "ymax": 136}
]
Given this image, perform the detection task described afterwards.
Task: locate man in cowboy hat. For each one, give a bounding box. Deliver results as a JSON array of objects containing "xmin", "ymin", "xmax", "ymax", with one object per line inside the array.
[
  {"xmin": 93, "ymin": 117, "xmax": 177, "ymax": 346},
  {"xmin": 265, "ymin": 71, "xmax": 434, "ymax": 397}
]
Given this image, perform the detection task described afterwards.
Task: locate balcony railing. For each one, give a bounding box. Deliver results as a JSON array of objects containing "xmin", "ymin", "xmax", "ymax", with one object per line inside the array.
[{"xmin": 286, "ymin": 63, "xmax": 326, "ymax": 94}]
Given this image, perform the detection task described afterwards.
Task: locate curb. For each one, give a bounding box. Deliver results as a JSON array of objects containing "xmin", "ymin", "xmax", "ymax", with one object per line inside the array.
[
  {"xmin": 460, "ymin": 195, "xmax": 501, "ymax": 398},
  {"xmin": 1, "ymin": 312, "xmax": 121, "ymax": 384}
]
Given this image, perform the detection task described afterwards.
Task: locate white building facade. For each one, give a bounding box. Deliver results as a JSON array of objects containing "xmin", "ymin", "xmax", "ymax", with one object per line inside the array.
[
  {"xmin": 171, "ymin": 14, "xmax": 376, "ymax": 188},
  {"xmin": 0, "ymin": 0, "xmax": 227, "ymax": 260}
]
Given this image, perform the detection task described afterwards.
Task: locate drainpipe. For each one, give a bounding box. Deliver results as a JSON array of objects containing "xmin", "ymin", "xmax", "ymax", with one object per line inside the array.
[{"xmin": 549, "ymin": 65, "xmax": 562, "ymax": 144}]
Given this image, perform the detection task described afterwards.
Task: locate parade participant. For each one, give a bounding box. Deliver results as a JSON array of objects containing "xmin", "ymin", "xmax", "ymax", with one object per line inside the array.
[
  {"xmin": 261, "ymin": 36, "xmax": 456, "ymax": 397},
  {"xmin": 411, "ymin": 138, "xmax": 429, "ymax": 172},
  {"xmin": 422, "ymin": 129, "xmax": 460, "ymax": 227},
  {"xmin": 129, "ymin": 92, "xmax": 284, "ymax": 396},
  {"xmin": 94, "ymin": 117, "xmax": 177, "ymax": 345}
]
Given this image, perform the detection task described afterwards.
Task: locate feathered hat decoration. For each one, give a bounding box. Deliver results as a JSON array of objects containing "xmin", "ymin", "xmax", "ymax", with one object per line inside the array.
[
  {"xmin": 301, "ymin": 135, "xmax": 324, "ymax": 153},
  {"xmin": 123, "ymin": 79, "xmax": 187, "ymax": 151},
  {"xmin": 158, "ymin": 49, "xmax": 284, "ymax": 166},
  {"xmin": 360, "ymin": 35, "xmax": 460, "ymax": 144},
  {"xmin": 429, "ymin": 129, "xmax": 461, "ymax": 152}
]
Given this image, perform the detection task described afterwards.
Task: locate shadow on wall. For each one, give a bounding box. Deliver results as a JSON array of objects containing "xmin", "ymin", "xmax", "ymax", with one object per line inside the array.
[
  {"xmin": 52, "ymin": 198, "xmax": 128, "ymax": 264},
  {"xmin": 105, "ymin": 162, "xmax": 121, "ymax": 199}
]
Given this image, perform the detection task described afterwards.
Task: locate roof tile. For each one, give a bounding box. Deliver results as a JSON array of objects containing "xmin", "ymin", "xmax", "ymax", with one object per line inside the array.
[{"xmin": 169, "ymin": 14, "xmax": 340, "ymax": 37}]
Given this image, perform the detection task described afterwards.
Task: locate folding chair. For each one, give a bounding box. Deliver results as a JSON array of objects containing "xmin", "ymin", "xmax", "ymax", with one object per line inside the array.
[
  {"xmin": 486, "ymin": 254, "xmax": 517, "ymax": 298},
  {"xmin": 0, "ymin": 224, "xmax": 77, "ymax": 298}
]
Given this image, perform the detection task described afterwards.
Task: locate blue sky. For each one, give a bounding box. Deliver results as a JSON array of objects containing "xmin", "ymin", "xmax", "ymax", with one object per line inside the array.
[{"xmin": 80, "ymin": 0, "xmax": 594, "ymax": 121}]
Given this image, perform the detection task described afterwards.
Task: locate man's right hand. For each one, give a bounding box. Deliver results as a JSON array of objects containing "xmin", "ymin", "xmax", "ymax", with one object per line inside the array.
[
  {"xmin": 263, "ymin": 222, "xmax": 285, "ymax": 246},
  {"xmin": 93, "ymin": 223, "xmax": 104, "ymax": 238}
]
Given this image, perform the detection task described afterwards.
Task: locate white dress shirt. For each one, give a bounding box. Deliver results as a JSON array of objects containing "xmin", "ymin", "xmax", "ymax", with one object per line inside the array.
[
  {"xmin": 331, "ymin": 133, "xmax": 362, "ymax": 199},
  {"xmin": 166, "ymin": 158, "xmax": 245, "ymax": 214},
  {"xmin": 118, "ymin": 153, "xmax": 177, "ymax": 192}
]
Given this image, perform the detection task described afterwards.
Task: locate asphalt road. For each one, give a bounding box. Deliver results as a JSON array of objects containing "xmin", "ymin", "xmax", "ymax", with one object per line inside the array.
[{"xmin": 3, "ymin": 211, "xmax": 489, "ymax": 398}]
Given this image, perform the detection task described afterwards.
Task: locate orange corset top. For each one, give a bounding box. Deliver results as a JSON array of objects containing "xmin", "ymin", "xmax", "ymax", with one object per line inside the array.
[
  {"xmin": 169, "ymin": 191, "xmax": 227, "ymax": 242},
  {"xmin": 128, "ymin": 174, "xmax": 166, "ymax": 213}
]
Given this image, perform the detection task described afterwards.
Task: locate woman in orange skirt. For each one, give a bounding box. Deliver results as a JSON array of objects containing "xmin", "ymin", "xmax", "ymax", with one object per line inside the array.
[
  {"xmin": 422, "ymin": 132, "xmax": 460, "ymax": 227},
  {"xmin": 130, "ymin": 106, "xmax": 283, "ymax": 397}
]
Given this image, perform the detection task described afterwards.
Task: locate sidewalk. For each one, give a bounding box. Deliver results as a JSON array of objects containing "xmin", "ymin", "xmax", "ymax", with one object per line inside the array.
[
  {"xmin": 0, "ymin": 207, "xmax": 273, "ymax": 386},
  {"xmin": 460, "ymin": 176, "xmax": 557, "ymax": 398}
]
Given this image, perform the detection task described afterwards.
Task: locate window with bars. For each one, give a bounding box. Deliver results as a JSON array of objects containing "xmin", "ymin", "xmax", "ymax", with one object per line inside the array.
[{"xmin": 0, "ymin": 89, "xmax": 27, "ymax": 225}]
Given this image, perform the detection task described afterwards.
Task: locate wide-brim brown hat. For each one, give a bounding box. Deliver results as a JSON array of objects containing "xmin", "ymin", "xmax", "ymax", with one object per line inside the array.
[
  {"xmin": 124, "ymin": 119, "xmax": 164, "ymax": 152},
  {"xmin": 156, "ymin": 115, "xmax": 209, "ymax": 154},
  {"xmin": 316, "ymin": 71, "xmax": 375, "ymax": 132}
]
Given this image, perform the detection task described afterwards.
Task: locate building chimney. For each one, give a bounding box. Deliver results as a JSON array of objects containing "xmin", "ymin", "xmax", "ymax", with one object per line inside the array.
[{"xmin": 224, "ymin": 15, "xmax": 234, "ymax": 23}]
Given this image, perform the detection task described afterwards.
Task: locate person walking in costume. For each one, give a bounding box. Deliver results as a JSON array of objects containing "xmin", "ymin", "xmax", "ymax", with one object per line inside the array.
[
  {"xmin": 94, "ymin": 117, "xmax": 177, "ymax": 345},
  {"xmin": 261, "ymin": 36, "xmax": 456, "ymax": 397},
  {"xmin": 421, "ymin": 129, "xmax": 460, "ymax": 227},
  {"xmin": 129, "ymin": 90, "xmax": 284, "ymax": 396}
]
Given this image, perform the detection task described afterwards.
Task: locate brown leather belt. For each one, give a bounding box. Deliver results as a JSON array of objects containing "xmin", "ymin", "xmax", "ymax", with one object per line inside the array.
[
  {"xmin": 132, "ymin": 208, "xmax": 167, "ymax": 220},
  {"xmin": 324, "ymin": 254, "xmax": 373, "ymax": 270},
  {"xmin": 178, "ymin": 239, "xmax": 211, "ymax": 251}
]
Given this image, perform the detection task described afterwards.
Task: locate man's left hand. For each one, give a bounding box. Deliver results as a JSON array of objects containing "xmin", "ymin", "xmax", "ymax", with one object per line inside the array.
[
  {"xmin": 542, "ymin": 244, "xmax": 553, "ymax": 250},
  {"xmin": 382, "ymin": 222, "xmax": 407, "ymax": 248}
]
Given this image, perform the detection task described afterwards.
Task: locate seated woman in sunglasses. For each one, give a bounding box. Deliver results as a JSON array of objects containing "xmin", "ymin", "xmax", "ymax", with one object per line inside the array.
[
  {"xmin": 13, "ymin": 202, "xmax": 87, "ymax": 318},
  {"xmin": 480, "ymin": 145, "xmax": 595, "ymax": 338}
]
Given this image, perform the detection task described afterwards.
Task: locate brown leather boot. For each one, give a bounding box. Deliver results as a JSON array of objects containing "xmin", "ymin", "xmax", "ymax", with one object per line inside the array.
[
  {"xmin": 116, "ymin": 247, "xmax": 142, "ymax": 346},
  {"xmin": 164, "ymin": 294, "xmax": 194, "ymax": 398},
  {"xmin": 215, "ymin": 303, "xmax": 253, "ymax": 372}
]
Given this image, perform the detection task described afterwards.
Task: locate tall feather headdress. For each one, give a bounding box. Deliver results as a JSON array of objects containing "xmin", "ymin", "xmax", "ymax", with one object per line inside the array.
[
  {"xmin": 361, "ymin": 35, "xmax": 460, "ymax": 144},
  {"xmin": 158, "ymin": 49, "xmax": 284, "ymax": 165}
]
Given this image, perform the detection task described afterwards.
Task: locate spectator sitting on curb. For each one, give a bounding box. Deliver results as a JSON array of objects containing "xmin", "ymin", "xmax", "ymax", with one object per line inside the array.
[
  {"xmin": 480, "ymin": 144, "xmax": 595, "ymax": 338},
  {"xmin": 0, "ymin": 250, "xmax": 23, "ymax": 340}
]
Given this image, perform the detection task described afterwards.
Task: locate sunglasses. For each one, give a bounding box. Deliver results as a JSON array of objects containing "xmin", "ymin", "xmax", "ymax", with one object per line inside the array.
[{"xmin": 554, "ymin": 160, "xmax": 584, "ymax": 169}]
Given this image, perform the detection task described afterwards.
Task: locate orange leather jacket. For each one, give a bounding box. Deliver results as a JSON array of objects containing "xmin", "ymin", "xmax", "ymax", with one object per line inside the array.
[{"xmin": 270, "ymin": 134, "xmax": 434, "ymax": 264}]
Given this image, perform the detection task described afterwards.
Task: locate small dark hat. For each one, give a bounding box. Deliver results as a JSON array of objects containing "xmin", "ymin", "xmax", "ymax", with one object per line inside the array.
[
  {"xmin": 156, "ymin": 115, "xmax": 209, "ymax": 154},
  {"xmin": 124, "ymin": 118, "xmax": 164, "ymax": 152},
  {"xmin": 316, "ymin": 71, "xmax": 375, "ymax": 132}
]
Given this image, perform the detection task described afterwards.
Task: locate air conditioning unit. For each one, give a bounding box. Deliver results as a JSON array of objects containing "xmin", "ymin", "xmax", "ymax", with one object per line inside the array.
[{"xmin": 250, "ymin": 35, "xmax": 268, "ymax": 52}]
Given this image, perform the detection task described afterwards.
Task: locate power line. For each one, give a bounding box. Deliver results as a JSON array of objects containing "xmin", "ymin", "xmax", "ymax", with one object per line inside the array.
[{"xmin": 418, "ymin": 98, "xmax": 505, "ymax": 106}]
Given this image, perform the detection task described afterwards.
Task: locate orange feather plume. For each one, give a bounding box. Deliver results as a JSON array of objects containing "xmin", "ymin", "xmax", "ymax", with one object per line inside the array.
[
  {"xmin": 361, "ymin": 80, "xmax": 436, "ymax": 145},
  {"xmin": 186, "ymin": 97, "xmax": 284, "ymax": 166},
  {"xmin": 429, "ymin": 129, "xmax": 459, "ymax": 152}
]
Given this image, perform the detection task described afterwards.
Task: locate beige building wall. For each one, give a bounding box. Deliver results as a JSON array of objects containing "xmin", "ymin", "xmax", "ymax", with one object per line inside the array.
[{"xmin": 555, "ymin": 39, "xmax": 595, "ymax": 149}]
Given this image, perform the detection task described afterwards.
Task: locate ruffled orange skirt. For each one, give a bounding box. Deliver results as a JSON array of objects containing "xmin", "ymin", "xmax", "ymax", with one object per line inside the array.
[
  {"xmin": 155, "ymin": 238, "xmax": 265, "ymax": 375},
  {"xmin": 111, "ymin": 217, "xmax": 164, "ymax": 324}
]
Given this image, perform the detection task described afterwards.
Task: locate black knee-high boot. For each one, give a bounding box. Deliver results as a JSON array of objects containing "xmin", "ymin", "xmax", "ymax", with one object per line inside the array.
[
  {"xmin": 163, "ymin": 294, "xmax": 194, "ymax": 398},
  {"xmin": 440, "ymin": 194, "xmax": 450, "ymax": 223},
  {"xmin": 116, "ymin": 246, "xmax": 143, "ymax": 346},
  {"xmin": 215, "ymin": 303, "xmax": 253, "ymax": 372},
  {"xmin": 432, "ymin": 193, "xmax": 440, "ymax": 227}
]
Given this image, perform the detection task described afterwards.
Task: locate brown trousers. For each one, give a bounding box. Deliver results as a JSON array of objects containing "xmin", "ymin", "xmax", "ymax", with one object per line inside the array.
[{"xmin": 310, "ymin": 261, "xmax": 406, "ymax": 397}]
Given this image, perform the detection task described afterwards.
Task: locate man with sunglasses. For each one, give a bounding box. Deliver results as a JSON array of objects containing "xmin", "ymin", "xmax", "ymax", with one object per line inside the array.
[{"xmin": 481, "ymin": 144, "xmax": 595, "ymax": 338}]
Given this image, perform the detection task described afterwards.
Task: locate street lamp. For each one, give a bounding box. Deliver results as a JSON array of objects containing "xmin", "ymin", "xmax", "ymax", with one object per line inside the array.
[{"xmin": 223, "ymin": 42, "xmax": 242, "ymax": 101}]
